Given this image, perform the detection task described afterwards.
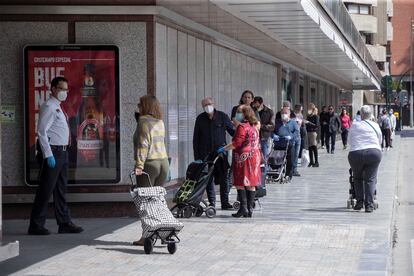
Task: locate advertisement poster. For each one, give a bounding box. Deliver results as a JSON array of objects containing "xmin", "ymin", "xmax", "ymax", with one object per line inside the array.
[{"xmin": 24, "ymin": 45, "xmax": 120, "ymax": 185}]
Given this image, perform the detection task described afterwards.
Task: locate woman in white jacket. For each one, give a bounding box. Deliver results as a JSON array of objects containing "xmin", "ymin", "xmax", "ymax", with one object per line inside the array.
[{"xmin": 348, "ymin": 105, "xmax": 382, "ymax": 213}]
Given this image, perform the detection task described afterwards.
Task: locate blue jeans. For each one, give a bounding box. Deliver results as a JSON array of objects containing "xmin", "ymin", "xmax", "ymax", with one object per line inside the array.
[
  {"xmin": 292, "ymin": 139, "xmax": 301, "ymax": 173},
  {"xmin": 260, "ymin": 139, "xmax": 270, "ymax": 185}
]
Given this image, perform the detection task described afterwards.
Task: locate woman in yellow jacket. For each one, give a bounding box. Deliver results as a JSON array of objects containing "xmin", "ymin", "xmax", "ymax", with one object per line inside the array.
[{"xmin": 133, "ymin": 95, "xmax": 169, "ymax": 245}]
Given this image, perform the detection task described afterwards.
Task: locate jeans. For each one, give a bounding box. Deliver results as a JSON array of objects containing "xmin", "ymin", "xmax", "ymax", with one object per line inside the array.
[
  {"xmin": 260, "ymin": 138, "xmax": 270, "ymax": 187},
  {"xmin": 292, "ymin": 140, "xmax": 301, "ymax": 173},
  {"xmin": 325, "ymin": 131, "xmax": 336, "ymax": 153},
  {"xmin": 348, "ymin": 149, "xmax": 382, "ymax": 208},
  {"xmin": 341, "ymin": 128, "xmax": 349, "ymax": 147}
]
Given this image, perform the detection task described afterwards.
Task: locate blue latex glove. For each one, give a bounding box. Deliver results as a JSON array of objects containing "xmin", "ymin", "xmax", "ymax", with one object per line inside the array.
[
  {"xmin": 217, "ymin": 146, "xmax": 225, "ymax": 154},
  {"xmin": 46, "ymin": 156, "xmax": 56, "ymax": 168},
  {"xmin": 272, "ymin": 133, "xmax": 279, "ymax": 141},
  {"xmin": 284, "ymin": 135, "xmax": 292, "ymax": 141}
]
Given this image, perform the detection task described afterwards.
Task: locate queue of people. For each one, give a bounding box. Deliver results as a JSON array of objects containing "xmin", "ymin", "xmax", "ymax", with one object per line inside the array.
[{"xmin": 27, "ymin": 76, "xmax": 385, "ymax": 238}]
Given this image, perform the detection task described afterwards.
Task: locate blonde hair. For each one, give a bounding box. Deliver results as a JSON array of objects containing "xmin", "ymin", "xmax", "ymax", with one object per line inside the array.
[
  {"xmin": 308, "ymin": 103, "xmax": 318, "ymax": 115},
  {"xmin": 139, "ymin": 95, "xmax": 163, "ymax": 120}
]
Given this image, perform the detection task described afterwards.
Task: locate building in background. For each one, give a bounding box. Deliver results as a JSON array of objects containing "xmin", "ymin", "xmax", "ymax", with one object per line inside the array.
[
  {"xmin": 390, "ymin": 0, "xmax": 414, "ymax": 126},
  {"xmin": 343, "ymin": 0, "xmax": 394, "ymax": 117},
  {"xmin": 0, "ymin": 1, "xmax": 382, "ymax": 246}
]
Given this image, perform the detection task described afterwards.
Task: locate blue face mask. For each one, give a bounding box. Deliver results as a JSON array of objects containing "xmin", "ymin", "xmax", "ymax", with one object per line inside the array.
[{"xmin": 235, "ymin": 112, "xmax": 244, "ymax": 122}]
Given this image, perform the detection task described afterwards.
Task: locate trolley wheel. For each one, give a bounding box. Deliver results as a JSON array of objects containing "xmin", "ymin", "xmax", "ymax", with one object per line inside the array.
[
  {"xmin": 233, "ymin": 201, "xmax": 240, "ymax": 210},
  {"xmin": 183, "ymin": 206, "xmax": 193, "ymax": 218},
  {"xmin": 205, "ymin": 206, "xmax": 216, "ymax": 218},
  {"xmin": 195, "ymin": 206, "xmax": 204, "ymax": 217},
  {"xmin": 144, "ymin": 238, "xmax": 153, "ymax": 255},
  {"xmin": 167, "ymin": 243, "xmax": 177, "ymax": 254},
  {"xmin": 347, "ymin": 200, "xmax": 352, "ymax": 209}
]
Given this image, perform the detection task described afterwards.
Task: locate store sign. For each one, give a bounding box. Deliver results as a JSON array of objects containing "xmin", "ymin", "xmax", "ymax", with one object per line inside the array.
[{"xmin": 24, "ymin": 45, "xmax": 120, "ymax": 185}]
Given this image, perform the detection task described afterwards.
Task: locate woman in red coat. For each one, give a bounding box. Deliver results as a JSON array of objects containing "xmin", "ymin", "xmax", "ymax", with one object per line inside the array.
[{"xmin": 218, "ymin": 105, "xmax": 261, "ymax": 218}]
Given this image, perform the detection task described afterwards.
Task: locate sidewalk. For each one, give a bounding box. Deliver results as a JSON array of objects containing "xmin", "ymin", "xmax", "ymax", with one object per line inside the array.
[{"xmin": 1, "ymin": 137, "xmax": 400, "ymax": 276}]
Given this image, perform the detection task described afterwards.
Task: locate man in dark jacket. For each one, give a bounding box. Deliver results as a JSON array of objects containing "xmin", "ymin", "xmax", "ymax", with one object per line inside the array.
[
  {"xmin": 325, "ymin": 105, "xmax": 342, "ymax": 154},
  {"xmin": 253, "ymin": 96, "xmax": 274, "ymax": 196},
  {"xmin": 193, "ymin": 97, "xmax": 235, "ymax": 209},
  {"xmin": 319, "ymin": 106, "xmax": 329, "ymax": 149}
]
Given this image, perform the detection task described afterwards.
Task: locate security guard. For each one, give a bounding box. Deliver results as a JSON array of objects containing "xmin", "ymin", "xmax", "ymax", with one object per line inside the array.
[{"xmin": 28, "ymin": 76, "xmax": 83, "ymax": 235}]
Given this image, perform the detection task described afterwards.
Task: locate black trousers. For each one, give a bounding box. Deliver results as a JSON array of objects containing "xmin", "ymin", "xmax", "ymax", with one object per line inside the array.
[
  {"xmin": 348, "ymin": 149, "xmax": 382, "ymax": 208},
  {"xmin": 206, "ymin": 156, "xmax": 230, "ymax": 206},
  {"xmin": 320, "ymin": 125, "xmax": 329, "ymax": 147},
  {"xmin": 341, "ymin": 128, "xmax": 349, "ymax": 146},
  {"xmin": 30, "ymin": 149, "xmax": 71, "ymax": 228}
]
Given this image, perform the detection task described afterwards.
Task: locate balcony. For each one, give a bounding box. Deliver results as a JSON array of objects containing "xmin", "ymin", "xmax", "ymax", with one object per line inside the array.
[
  {"xmin": 387, "ymin": 22, "xmax": 393, "ymax": 41},
  {"xmin": 366, "ymin": 45, "xmax": 386, "ymax": 62},
  {"xmin": 350, "ymin": 14, "xmax": 377, "ymax": 33}
]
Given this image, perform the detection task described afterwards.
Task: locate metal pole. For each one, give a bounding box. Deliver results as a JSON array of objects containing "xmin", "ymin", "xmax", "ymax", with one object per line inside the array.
[{"xmin": 410, "ymin": 18, "xmax": 412, "ymax": 126}]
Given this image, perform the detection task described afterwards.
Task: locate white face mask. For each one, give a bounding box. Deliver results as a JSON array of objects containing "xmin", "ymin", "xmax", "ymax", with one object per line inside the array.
[
  {"xmin": 281, "ymin": 114, "xmax": 289, "ymax": 122},
  {"xmin": 204, "ymin": 105, "xmax": 214, "ymax": 114},
  {"xmin": 57, "ymin": 90, "xmax": 68, "ymax": 102}
]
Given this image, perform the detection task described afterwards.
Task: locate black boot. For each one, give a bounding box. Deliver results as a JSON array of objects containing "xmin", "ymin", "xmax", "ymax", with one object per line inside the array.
[
  {"xmin": 313, "ymin": 146, "xmax": 319, "ymax": 167},
  {"xmin": 232, "ymin": 189, "xmax": 248, "ymax": 218},
  {"xmin": 246, "ymin": 190, "xmax": 256, "ymax": 218},
  {"xmin": 308, "ymin": 147, "xmax": 314, "ymax": 167}
]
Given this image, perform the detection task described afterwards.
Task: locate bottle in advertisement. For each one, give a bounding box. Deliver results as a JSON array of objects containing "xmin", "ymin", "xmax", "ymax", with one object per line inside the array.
[{"xmin": 76, "ymin": 64, "xmax": 104, "ymax": 166}]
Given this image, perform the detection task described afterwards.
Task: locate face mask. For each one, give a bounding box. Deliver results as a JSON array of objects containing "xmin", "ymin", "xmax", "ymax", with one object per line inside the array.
[
  {"xmin": 204, "ymin": 105, "xmax": 214, "ymax": 114},
  {"xmin": 281, "ymin": 114, "xmax": 289, "ymax": 122},
  {"xmin": 57, "ymin": 90, "xmax": 68, "ymax": 101},
  {"xmin": 235, "ymin": 112, "xmax": 244, "ymax": 122}
]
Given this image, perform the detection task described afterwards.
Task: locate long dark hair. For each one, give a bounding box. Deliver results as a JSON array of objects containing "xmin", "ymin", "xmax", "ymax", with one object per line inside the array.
[{"xmin": 239, "ymin": 90, "xmax": 254, "ymax": 105}]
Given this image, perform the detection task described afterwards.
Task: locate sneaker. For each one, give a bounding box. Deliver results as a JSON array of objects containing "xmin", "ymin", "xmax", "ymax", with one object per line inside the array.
[
  {"xmin": 343, "ymin": 145, "xmax": 347, "ymax": 150},
  {"xmin": 307, "ymin": 163, "xmax": 314, "ymax": 168},
  {"xmin": 28, "ymin": 226, "xmax": 50, "ymax": 235},
  {"xmin": 353, "ymin": 202, "xmax": 363, "ymax": 211},
  {"xmin": 331, "ymin": 151, "xmax": 334, "ymax": 154},
  {"xmin": 313, "ymin": 162, "xmax": 319, "ymax": 167},
  {"xmin": 386, "ymin": 147, "xmax": 390, "ymax": 151},
  {"xmin": 365, "ymin": 208, "xmax": 374, "ymax": 213},
  {"xmin": 58, "ymin": 222, "xmax": 84, "ymax": 234},
  {"xmin": 321, "ymin": 146, "xmax": 325, "ymax": 149},
  {"xmin": 293, "ymin": 171, "xmax": 301, "ymax": 177}
]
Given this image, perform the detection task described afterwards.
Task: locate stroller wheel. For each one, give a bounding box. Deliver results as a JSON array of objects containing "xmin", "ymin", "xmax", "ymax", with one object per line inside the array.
[
  {"xmin": 195, "ymin": 206, "xmax": 204, "ymax": 217},
  {"xmin": 233, "ymin": 201, "xmax": 240, "ymax": 210},
  {"xmin": 167, "ymin": 243, "xmax": 177, "ymax": 254},
  {"xmin": 144, "ymin": 238, "xmax": 153, "ymax": 254},
  {"xmin": 205, "ymin": 206, "xmax": 216, "ymax": 218},
  {"xmin": 183, "ymin": 206, "xmax": 193, "ymax": 218}
]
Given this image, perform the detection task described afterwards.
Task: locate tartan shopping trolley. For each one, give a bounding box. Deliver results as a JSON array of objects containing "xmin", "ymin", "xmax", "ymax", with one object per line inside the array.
[{"xmin": 130, "ymin": 171, "xmax": 184, "ymax": 254}]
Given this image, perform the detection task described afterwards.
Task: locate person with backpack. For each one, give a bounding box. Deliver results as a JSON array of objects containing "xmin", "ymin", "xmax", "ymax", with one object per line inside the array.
[{"xmin": 378, "ymin": 108, "xmax": 392, "ymax": 151}]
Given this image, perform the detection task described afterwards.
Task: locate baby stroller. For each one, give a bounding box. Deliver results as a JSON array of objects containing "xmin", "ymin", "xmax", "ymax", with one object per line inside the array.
[
  {"xmin": 346, "ymin": 168, "xmax": 379, "ymax": 209},
  {"xmin": 170, "ymin": 153, "xmax": 223, "ymax": 219},
  {"xmin": 130, "ymin": 172, "xmax": 184, "ymax": 255},
  {"xmin": 266, "ymin": 137, "xmax": 290, "ymax": 184}
]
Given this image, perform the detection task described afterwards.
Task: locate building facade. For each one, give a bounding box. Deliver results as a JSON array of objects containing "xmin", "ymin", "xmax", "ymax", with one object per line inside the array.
[{"xmin": 0, "ymin": 1, "xmax": 383, "ymax": 259}]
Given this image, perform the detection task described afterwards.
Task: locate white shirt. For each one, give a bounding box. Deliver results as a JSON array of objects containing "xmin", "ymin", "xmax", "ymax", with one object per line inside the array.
[
  {"xmin": 349, "ymin": 120, "xmax": 382, "ymax": 152},
  {"xmin": 37, "ymin": 96, "xmax": 69, "ymax": 158}
]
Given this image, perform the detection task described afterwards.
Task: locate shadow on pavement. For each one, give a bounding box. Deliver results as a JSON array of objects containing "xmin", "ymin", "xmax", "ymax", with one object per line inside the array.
[
  {"xmin": 0, "ymin": 218, "xmax": 137, "ymax": 275},
  {"xmin": 301, "ymin": 207, "xmax": 351, "ymax": 213}
]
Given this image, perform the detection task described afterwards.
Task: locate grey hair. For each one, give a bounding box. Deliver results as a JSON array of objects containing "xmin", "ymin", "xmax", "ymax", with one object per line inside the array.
[
  {"xmin": 360, "ymin": 105, "xmax": 372, "ymax": 120},
  {"xmin": 282, "ymin": 100, "xmax": 291, "ymax": 108},
  {"xmin": 201, "ymin": 97, "xmax": 213, "ymax": 106}
]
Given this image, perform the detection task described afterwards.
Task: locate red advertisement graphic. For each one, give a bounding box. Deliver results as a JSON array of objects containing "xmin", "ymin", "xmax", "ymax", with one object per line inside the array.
[{"xmin": 25, "ymin": 46, "xmax": 120, "ymax": 185}]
